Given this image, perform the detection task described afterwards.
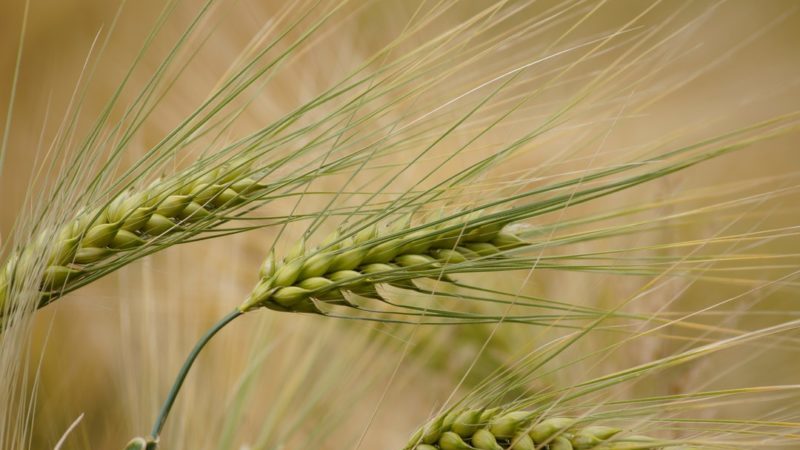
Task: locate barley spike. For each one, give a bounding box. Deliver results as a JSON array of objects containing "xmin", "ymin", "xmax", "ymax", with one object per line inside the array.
[
  {"xmin": 404, "ymin": 408, "xmax": 717, "ymax": 450},
  {"xmin": 240, "ymin": 212, "xmax": 528, "ymax": 313},
  {"xmin": 0, "ymin": 159, "xmax": 268, "ymax": 313}
]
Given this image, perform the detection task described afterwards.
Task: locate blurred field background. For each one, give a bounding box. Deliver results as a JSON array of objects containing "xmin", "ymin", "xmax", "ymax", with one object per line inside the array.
[{"xmin": 1, "ymin": 0, "xmax": 799, "ymax": 449}]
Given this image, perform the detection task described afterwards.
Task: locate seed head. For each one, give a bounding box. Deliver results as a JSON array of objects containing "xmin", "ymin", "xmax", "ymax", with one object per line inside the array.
[
  {"xmin": 405, "ymin": 409, "xmax": 701, "ymax": 450},
  {"xmin": 1, "ymin": 160, "xmax": 268, "ymax": 313},
  {"xmin": 240, "ymin": 212, "xmax": 529, "ymax": 313}
]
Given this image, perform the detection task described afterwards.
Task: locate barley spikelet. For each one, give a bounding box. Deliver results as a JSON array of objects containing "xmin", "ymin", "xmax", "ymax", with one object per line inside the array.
[
  {"xmin": 0, "ymin": 157, "xmax": 267, "ymax": 314},
  {"xmin": 240, "ymin": 211, "xmax": 529, "ymax": 313},
  {"xmin": 405, "ymin": 408, "xmax": 707, "ymax": 450}
]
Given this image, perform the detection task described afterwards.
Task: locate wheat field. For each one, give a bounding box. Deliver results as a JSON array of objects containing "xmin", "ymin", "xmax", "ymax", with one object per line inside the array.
[{"xmin": 1, "ymin": 1, "xmax": 799, "ymax": 449}]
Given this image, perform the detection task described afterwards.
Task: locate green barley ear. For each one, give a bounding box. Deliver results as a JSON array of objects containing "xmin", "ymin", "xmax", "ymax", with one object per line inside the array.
[
  {"xmin": 403, "ymin": 407, "xmax": 712, "ymax": 450},
  {"xmin": 0, "ymin": 157, "xmax": 276, "ymax": 317},
  {"xmin": 405, "ymin": 308, "xmax": 800, "ymax": 450},
  {"xmin": 238, "ymin": 213, "xmax": 526, "ymax": 313}
]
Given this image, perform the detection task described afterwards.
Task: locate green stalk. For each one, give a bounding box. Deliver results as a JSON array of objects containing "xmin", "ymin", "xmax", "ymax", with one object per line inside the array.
[{"xmin": 148, "ymin": 309, "xmax": 243, "ymax": 446}]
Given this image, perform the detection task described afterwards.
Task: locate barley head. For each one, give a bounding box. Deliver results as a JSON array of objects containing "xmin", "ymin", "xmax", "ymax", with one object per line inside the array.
[
  {"xmin": 0, "ymin": 157, "xmax": 267, "ymax": 315},
  {"xmin": 239, "ymin": 211, "xmax": 529, "ymax": 313},
  {"xmin": 405, "ymin": 408, "xmax": 710, "ymax": 450}
]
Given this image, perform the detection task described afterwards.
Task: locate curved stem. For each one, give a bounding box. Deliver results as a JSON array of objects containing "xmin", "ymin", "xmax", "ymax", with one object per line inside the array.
[{"xmin": 149, "ymin": 309, "xmax": 243, "ymax": 442}]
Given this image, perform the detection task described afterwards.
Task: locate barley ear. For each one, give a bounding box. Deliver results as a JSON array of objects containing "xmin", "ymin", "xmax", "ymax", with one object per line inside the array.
[
  {"xmin": 402, "ymin": 409, "xmax": 701, "ymax": 450},
  {"xmin": 239, "ymin": 214, "xmax": 529, "ymax": 313},
  {"xmin": 2, "ymin": 159, "xmax": 270, "ymax": 313}
]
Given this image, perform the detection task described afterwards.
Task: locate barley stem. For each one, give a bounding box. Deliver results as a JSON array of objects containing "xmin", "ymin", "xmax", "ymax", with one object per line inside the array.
[{"xmin": 149, "ymin": 309, "xmax": 242, "ymax": 444}]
